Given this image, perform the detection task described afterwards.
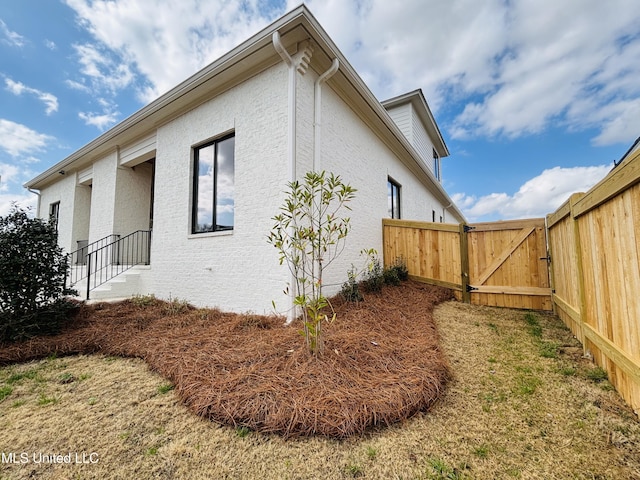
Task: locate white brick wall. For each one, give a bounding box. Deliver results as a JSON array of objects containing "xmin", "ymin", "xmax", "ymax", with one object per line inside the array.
[
  {"xmin": 36, "ymin": 57, "xmax": 455, "ymax": 314},
  {"xmin": 88, "ymin": 152, "xmax": 118, "ymax": 245},
  {"xmin": 315, "ymin": 84, "xmax": 446, "ymax": 296},
  {"xmin": 113, "ymin": 162, "xmax": 153, "ymax": 236},
  {"xmin": 38, "ymin": 173, "xmax": 77, "ymax": 252},
  {"xmin": 149, "ymin": 63, "xmax": 291, "ymax": 313}
]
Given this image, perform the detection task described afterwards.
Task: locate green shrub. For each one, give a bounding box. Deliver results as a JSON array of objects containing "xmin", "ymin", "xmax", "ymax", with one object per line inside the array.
[
  {"xmin": 362, "ymin": 258, "xmax": 384, "ymax": 293},
  {"xmin": 0, "ymin": 205, "xmax": 77, "ymax": 342},
  {"xmin": 341, "ymin": 266, "xmax": 363, "ymax": 302},
  {"xmin": 390, "ymin": 256, "xmax": 409, "ymax": 281},
  {"xmin": 383, "ymin": 266, "xmax": 400, "ymax": 286}
]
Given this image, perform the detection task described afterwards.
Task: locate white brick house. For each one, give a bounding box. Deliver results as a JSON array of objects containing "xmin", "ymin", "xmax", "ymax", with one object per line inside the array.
[{"xmin": 25, "ymin": 5, "xmax": 465, "ymax": 313}]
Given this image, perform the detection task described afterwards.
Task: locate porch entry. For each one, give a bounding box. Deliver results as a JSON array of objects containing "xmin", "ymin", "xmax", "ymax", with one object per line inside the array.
[
  {"xmin": 68, "ymin": 158, "xmax": 156, "ymax": 299},
  {"xmin": 382, "ymin": 218, "xmax": 553, "ymax": 310}
]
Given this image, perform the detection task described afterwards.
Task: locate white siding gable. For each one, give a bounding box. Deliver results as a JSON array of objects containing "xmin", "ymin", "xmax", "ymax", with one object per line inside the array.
[
  {"xmin": 410, "ymin": 108, "xmax": 436, "ymax": 174},
  {"xmin": 385, "ymin": 102, "xmax": 437, "ymax": 177},
  {"xmin": 386, "ymin": 103, "xmax": 412, "ymax": 144}
]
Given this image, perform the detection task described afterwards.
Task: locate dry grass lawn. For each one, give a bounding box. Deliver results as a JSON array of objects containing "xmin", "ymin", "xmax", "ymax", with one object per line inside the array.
[{"xmin": 1, "ymin": 285, "xmax": 639, "ymax": 479}]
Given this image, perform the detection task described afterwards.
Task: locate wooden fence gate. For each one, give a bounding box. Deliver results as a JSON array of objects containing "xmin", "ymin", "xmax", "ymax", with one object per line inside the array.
[
  {"xmin": 382, "ymin": 218, "xmax": 553, "ymax": 310},
  {"xmin": 466, "ymin": 219, "xmax": 552, "ymax": 310}
]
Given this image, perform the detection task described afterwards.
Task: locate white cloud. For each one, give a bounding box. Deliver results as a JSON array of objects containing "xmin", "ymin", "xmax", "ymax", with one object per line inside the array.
[
  {"xmin": 0, "ymin": 162, "xmax": 39, "ymax": 218},
  {"xmin": 0, "ymin": 119, "xmax": 53, "ymax": 157},
  {"xmin": 65, "ymin": 79, "xmax": 92, "ymax": 93},
  {"xmin": 453, "ymin": 164, "xmax": 612, "ymax": 221},
  {"xmin": 78, "ymin": 109, "xmax": 119, "ymax": 130},
  {"xmin": 72, "ymin": 43, "xmax": 135, "ymax": 93},
  {"xmin": 448, "ymin": 0, "xmax": 640, "ymax": 143},
  {"xmin": 5, "ymin": 77, "xmax": 59, "ymax": 115},
  {"xmin": 65, "ymin": 0, "xmax": 281, "ymax": 102},
  {"xmin": 0, "ymin": 163, "xmax": 20, "ymax": 192},
  {"xmin": 44, "ymin": 39, "xmax": 57, "ymax": 50},
  {"xmin": 298, "ymin": 0, "xmax": 640, "ymax": 147},
  {"xmin": 0, "ymin": 192, "xmax": 38, "ymax": 217},
  {"xmin": 0, "ymin": 19, "xmax": 25, "ymax": 47},
  {"xmin": 61, "ymin": 0, "xmax": 640, "ymax": 145}
]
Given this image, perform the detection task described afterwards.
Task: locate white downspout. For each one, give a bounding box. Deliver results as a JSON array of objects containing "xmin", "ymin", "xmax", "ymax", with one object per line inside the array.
[
  {"xmin": 442, "ymin": 202, "xmax": 452, "ymax": 223},
  {"xmin": 273, "ymin": 31, "xmax": 299, "ymax": 324},
  {"xmin": 313, "ymin": 58, "xmax": 339, "ymax": 172},
  {"xmin": 27, "ymin": 187, "xmax": 42, "ymax": 217},
  {"xmin": 273, "ymin": 31, "xmax": 297, "ymax": 183}
]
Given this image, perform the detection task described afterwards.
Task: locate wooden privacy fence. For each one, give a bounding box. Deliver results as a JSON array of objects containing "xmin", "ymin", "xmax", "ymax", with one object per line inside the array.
[
  {"xmin": 382, "ymin": 218, "xmax": 552, "ymax": 311},
  {"xmin": 382, "ymin": 147, "xmax": 640, "ymax": 413},
  {"xmin": 546, "ymin": 147, "xmax": 640, "ymax": 414}
]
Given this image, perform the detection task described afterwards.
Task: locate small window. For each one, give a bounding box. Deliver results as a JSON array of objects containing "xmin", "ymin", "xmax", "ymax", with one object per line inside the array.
[
  {"xmin": 432, "ymin": 209, "xmax": 436, "ymax": 222},
  {"xmin": 387, "ymin": 178, "xmax": 401, "ymax": 219},
  {"xmin": 440, "ymin": 215, "xmax": 443, "ymax": 223},
  {"xmin": 433, "ymin": 148, "xmax": 441, "ymax": 181},
  {"xmin": 49, "ymin": 202, "xmax": 60, "ymax": 233},
  {"xmin": 192, "ymin": 134, "xmax": 235, "ymax": 234}
]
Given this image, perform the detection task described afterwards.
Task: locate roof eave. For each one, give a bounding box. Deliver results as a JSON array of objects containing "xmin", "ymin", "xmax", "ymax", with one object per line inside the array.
[{"xmin": 25, "ymin": 5, "xmax": 311, "ymax": 190}]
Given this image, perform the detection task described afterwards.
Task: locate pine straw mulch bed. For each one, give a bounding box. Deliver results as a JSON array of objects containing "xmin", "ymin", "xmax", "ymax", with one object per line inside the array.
[{"xmin": 0, "ymin": 281, "xmax": 454, "ymax": 439}]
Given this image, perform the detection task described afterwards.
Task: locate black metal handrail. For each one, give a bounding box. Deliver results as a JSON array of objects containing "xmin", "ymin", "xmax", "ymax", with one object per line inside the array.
[
  {"xmin": 67, "ymin": 230, "xmax": 151, "ymax": 300},
  {"xmin": 67, "ymin": 234, "xmax": 120, "ymax": 286}
]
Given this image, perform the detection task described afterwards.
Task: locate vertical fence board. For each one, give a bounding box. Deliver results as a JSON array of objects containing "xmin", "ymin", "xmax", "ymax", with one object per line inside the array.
[{"xmin": 547, "ymin": 149, "xmax": 640, "ymax": 414}]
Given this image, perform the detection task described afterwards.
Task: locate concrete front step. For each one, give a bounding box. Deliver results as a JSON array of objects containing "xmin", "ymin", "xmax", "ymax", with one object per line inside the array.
[{"xmin": 72, "ymin": 265, "xmax": 152, "ymax": 301}]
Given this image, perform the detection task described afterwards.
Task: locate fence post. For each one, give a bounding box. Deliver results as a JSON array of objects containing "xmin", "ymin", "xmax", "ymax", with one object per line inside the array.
[{"xmin": 459, "ymin": 223, "xmax": 470, "ymax": 303}]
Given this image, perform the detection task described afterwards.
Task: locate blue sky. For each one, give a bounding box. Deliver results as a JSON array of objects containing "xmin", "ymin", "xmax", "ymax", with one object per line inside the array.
[{"xmin": 1, "ymin": 0, "xmax": 639, "ymax": 221}]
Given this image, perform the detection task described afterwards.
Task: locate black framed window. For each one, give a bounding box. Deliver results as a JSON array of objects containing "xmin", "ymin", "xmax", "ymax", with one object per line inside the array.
[
  {"xmin": 192, "ymin": 134, "xmax": 235, "ymax": 233},
  {"xmin": 387, "ymin": 178, "xmax": 401, "ymax": 219},
  {"xmin": 49, "ymin": 201, "xmax": 60, "ymax": 233}
]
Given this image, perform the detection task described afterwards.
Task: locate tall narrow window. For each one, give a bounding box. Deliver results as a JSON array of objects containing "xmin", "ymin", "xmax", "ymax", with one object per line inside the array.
[
  {"xmin": 49, "ymin": 201, "xmax": 60, "ymax": 233},
  {"xmin": 192, "ymin": 134, "xmax": 235, "ymax": 233},
  {"xmin": 433, "ymin": 148, "xmax": 441, "ymax": 181},
  {"xmin": 387, "ymin": 178, "xmax": 401, "ymax": 219}
]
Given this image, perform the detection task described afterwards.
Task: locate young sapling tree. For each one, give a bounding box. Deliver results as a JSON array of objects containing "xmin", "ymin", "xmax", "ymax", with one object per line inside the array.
[{"xmin": 268, "ymin": 171, "xmax": 356, "ymax": 355}]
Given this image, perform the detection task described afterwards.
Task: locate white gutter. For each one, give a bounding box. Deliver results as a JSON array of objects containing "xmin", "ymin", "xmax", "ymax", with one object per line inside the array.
[
  {"xmin": 313, "ymin": 58, "xmax": 339, "ymax": 172},
  {"xmin": 272, "ymin": 31, "xmax": 297, "ymax": 183}
]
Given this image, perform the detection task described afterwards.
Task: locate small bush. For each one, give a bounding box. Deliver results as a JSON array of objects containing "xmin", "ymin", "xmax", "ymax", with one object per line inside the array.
[
  {"xmin": 389, "ymin": 256, "xmax": 409, "ymax": 281},
  {"xmin": 362, "ymin": 258, "xmax": 384, "ymax": 293},
  {"xmin": 0, "ymin": 205, "xmax": 77, "ymax": 342},
  {"xmin": 341, "ymin": 267, "xmax": 363, "ymax": 302},
  {"xmin": 383, "ymin": 266, "xmax": 401, "ymax": 286},
  {"xmin": 162, "ymin": 296, "xmax": 191, "ymax": 316},
  {"xmin": 130, "ymin": 294, "xmax": 157, "ymax": 308}
]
